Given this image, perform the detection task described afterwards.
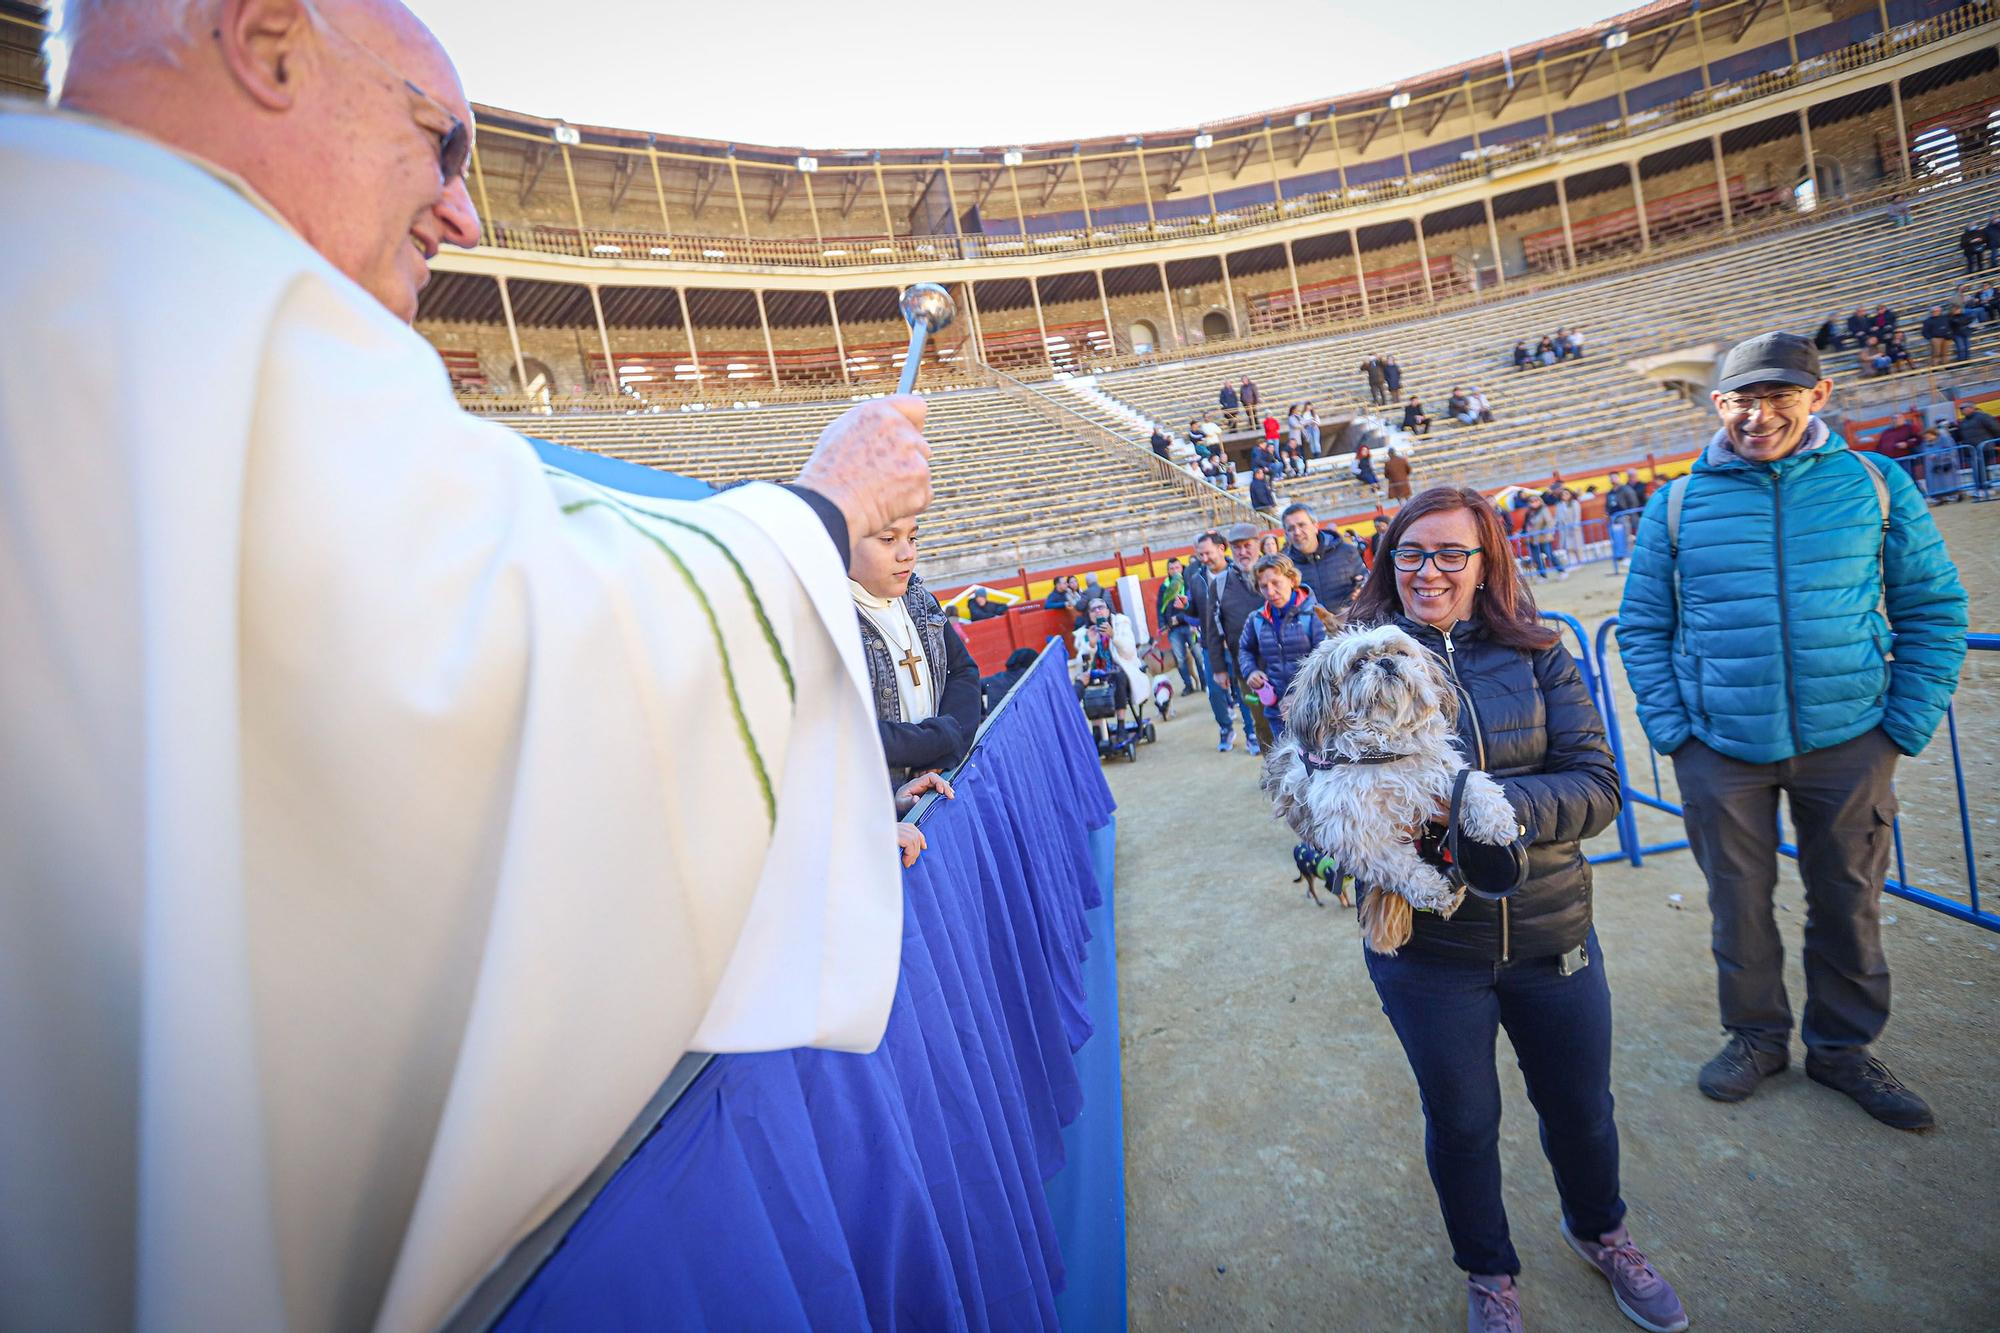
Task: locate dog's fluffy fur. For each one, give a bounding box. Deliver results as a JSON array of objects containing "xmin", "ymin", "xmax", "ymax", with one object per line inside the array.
[{"xmin": 1260, "ymin": 623, "xmax": 1520, "ymax": 953}]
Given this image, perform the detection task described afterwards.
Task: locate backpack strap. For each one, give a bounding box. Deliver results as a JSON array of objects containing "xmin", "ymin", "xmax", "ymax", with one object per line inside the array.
[
  {"xmin": 1665, "ymin": 473, "xmax": 1693, "ymax": 625},
  {"xmin": 1851, "ymin": 450, "xmax": 1893, "ymax": 651}
]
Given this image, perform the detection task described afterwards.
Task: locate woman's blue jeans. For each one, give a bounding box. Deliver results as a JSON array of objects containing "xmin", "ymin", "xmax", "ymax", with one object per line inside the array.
[{"xmin": 1365, "ymin": 928, "xmax": 1625, "ymax": 1276}]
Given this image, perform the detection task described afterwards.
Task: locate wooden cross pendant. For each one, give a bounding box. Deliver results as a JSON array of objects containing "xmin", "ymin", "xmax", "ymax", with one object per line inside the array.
[{"xmin": 898, "ymin": 647, "xmax": 925, "ymax": 687}]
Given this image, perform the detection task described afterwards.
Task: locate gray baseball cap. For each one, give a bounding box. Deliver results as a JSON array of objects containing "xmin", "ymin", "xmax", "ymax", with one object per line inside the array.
[{"xmin": 1717, "ymin": 332, "xmax": 1824, "ymax": 392}]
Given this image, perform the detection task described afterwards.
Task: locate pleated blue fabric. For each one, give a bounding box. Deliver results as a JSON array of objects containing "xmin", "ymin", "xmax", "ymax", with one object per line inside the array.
[{"xmin": 494, "ymin": 653, "xmax": 1117, "ymax": 1330}]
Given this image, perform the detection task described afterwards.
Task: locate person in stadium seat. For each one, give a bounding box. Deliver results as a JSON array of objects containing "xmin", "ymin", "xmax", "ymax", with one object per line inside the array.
[
  {"xmin": 1947, "ymin": 302, "xmax": 1975, "ymax": 361},
  {"xmin": 3, "ymin": 4, "xmax": 936, "ymax": 1329},
  {"xmin": 1845, "ymin": 306, "xmax": 1872, "ymax": 346},
  {"xmin": 1983, "ymin": 215, "xmax": 2000, "ymax": 265},
  {"xmin": 1921, "ymin": 306, "xmax": 1952, "ymax": 366},
  {"xmin": 1150, "ymin": 424, "xmax": 1174, "ymax": 458},
  {"xmin": 1248, "ymin": 467, "xmax": 1277, "ymax": 516},
  {"xmin": 1281, "ymin": 501, "xmax": 1365, "ymax": 611},
  {"xmin": 1447, "ymin": 387, "xmax": 1479, "ymax": 426},
  {"xmin": 1857, "ymin": 336, "xmax": 1892, "ymax": 376},
  {"xmin": 1219, "ymin": 380, "xmax": 1240, "ymax": 429},
  {"xmin": 1869, "ymin": 304, "xmax": 1899, "ymax": 340},
  {"xmin": 1155, "ymin": 556, "xmax": 1201, "ymax": 695},
  {"xmin": 1400, "ymin": 395, "xmax": 1431, "ymax": 437},
  {"xmin": 1512, "ymin": 339, "xmax": 1532, "ymax": 371},
  {"xmin": 1619, "ymin": 332, "xmax": 1968, "ymax": 1133},
  {"xmin": 1199, "ymin": 524, "xmax": 1271, "ymax": 754},
  {"xmin": 1384, "ymin": 445, "xmax": 1415, "ymax": 502},
  {"xmin": 1364, "ymin": 354, "xmax": 1389, "ymax": 404},
  {"xmin": 850, "ymin": 518, "xmax": 982, "ymax": 784},
  {"xmin": 1961, "ymin": 222, "xmax": 1988, "ymax": 273}
]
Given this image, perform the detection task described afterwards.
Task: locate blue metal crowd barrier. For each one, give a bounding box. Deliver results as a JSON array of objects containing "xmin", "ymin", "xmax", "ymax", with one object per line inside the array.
[
  {"xmin": 1880, "ymin": 438, "xmax": 1996, "ymax": 503},
  {"xmin": 1580, "ymin": 615, "xmax": 1998, "ymax": 934}
]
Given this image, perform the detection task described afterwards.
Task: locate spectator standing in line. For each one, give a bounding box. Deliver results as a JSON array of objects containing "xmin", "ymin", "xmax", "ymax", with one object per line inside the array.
[
  {"xmin": 1521, "ymin": 492, "xmax": 1568, "ymax": 581},
  {"xmin": 1364, "ymin": 355, "xmax": 1389, "ymax": 405},
  {"xmin": 1281, "ymin": 501, "xmax": 1367, "ymax": 611},
  {"xmin": 1620, "ymin": 332, "xmax": 1968, "ymax": 1132},
  {"xmin": 1259, "ymin": 532, "xmax": 1282, "ymax": 558},
  {"xmin": 1872, "ymin": 411, "xmax": 1922, "ymax": 467},
  {"xmin": 1348, "ymin": 486, "xmax": 1684, "ymax": 1333},
  {"xmin": 1198, "ymin": 524, "xmax": 1271, "ymax": 754},
  {"xmin": 1960, "ymin": 223, "xmax": 1985, "ymax": 273},
  {"xmin": 1249, "ymin": 466, "xmax": 1277, "ymax": 516},
  {"xmin": 1921, "ymin": 306, "xmax": 1952, "ymax": 367},
  {"xmin": 1382, "ymin": 353, "xmax": 1405, "ymax": 398},
  {"xmin": 1401, "ymin": 395, "xmax": 1431, "ymax": 437},
  {"xmin": 1220, "ymin": 380, "xmax": 1240, "ymax": 430},
  {"xmin": 1241, "ymin": 376, "xmax": 1261, "ymax": 422},
  {"xmin": 1236, "ymin": 554, "xmax": 1328, "ymax": 739},
  {"xmin": 1043, "ymin": 573, "xmax": 1080, "ymax": 611},
  {"xmin": 980, "ymin": 647, "xmax": 1040, "ymax": 714},
  {"xmin": 1384, "ymin": 445, "xmax": 1414, "ymax": 502},
  {"xmin": 1156, "ymin": 555, "xmax": 1202, "ymax": 695},
  {"xmin": 1302, "ymin": 402, "xmax": 1322, "ymax": 457},
  {"xmin": 1555, "ymin": 486, "xmax": 1585, "ymax": 565}
]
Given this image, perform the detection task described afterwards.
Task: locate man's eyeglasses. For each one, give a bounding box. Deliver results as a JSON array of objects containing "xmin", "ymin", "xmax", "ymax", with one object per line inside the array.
[
  {"xmin": 1717, "ymin": 389, "xmax": 1808, "ymax": 416},
  {"xmin": 1391, "ymin": 547, "xmax": 1481, "ymax": 573},
  {"xmin": 303, "ymin": 0, "xmax": 470, "ymax": 183}
]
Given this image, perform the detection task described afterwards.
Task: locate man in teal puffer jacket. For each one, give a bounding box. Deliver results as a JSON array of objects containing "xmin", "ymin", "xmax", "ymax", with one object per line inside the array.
[{"xmin": 1619, "ymin": 332, "xmax": 1967, "ymax": 1132}]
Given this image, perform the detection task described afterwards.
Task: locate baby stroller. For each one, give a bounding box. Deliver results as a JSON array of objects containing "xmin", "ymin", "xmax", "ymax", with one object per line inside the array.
[{"xmin": 1077, "ymin": 659, "xmax": 1156, "ymax": 762}]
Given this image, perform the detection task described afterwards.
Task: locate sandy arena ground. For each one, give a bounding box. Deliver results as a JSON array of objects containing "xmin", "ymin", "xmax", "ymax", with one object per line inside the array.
[{"xmin": 1107, "ymin": 502, "xmax": 1998, "ymax": 1331}]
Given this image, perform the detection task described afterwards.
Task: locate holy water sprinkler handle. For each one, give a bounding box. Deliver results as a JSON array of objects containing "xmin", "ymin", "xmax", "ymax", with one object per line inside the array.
[{"xmin": 896, "ymin": 282, "xmax": 957, "ymax": 395}]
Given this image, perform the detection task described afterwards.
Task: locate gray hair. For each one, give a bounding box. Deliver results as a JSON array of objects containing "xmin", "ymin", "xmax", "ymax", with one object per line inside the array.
[{"xmin": 49, "ymin": 0, "xmax": 208, "ymax": 92}]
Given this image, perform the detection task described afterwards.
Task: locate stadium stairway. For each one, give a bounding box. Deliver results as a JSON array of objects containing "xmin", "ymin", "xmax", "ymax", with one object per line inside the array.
[{"xmin": 1075, "ymin": 170, "xmax": 2000, "ymax": 493}]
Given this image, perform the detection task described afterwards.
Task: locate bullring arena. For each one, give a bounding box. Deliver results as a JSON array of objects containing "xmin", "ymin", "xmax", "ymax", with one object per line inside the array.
[{"xmin": 3, "ymin": 0, "xmax": 1997, "ymax": 1328}]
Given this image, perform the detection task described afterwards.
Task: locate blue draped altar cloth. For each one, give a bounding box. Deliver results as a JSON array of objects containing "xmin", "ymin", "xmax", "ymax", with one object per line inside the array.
[{"xmin": 476, "ymin": 640, "xmax": 1125, "ymax": 1330}]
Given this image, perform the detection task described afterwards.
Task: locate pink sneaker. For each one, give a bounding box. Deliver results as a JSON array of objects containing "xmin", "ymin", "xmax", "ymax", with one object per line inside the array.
[
  {"xmin": 1466, "ymin": 1274, "xmax": 1523, "ymax": 1333},
  {"xmin": 1561, "ymin": 1221, "xmax": 1689, "ymax": 1332}
]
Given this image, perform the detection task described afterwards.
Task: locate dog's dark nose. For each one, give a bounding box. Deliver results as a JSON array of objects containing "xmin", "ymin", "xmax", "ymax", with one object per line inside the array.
[{"xmin": 1376, "ymin": 657, "xmax": 1398, "ymax": 673}]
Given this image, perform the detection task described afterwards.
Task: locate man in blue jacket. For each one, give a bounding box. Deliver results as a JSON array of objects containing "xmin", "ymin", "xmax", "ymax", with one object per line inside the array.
[{"xmin": 1619, "ymin": 332, "xmax": 1967, "ymax": 1131}]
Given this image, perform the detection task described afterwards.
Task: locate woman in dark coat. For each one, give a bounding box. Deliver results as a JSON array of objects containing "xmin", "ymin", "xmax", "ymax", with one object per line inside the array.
[{"xmin": 1346, "ymin": 485, "xmax": 1688, "ymax": 1333}]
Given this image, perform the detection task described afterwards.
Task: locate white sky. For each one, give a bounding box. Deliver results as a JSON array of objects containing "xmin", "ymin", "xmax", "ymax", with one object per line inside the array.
[{"xmin": 407, "ymin": 0, "xmax": 1625, "ymax": 149}]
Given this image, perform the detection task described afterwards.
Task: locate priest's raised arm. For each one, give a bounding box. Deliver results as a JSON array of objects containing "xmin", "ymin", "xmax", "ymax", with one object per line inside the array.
[{"xmin": 0, "ymin": 13, "xmax": 931, "ymax": 1327}]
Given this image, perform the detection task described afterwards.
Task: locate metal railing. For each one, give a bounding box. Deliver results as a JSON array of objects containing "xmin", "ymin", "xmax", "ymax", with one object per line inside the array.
[{"xmin": 1586, "ymin": 616, "xmax": 1997, "ymax": 933}]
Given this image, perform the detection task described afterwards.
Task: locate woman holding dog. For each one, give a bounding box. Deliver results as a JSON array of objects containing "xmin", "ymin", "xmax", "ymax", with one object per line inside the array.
[{"xmin": 1346, "ymin": 486, "xmax": 1688, "ymax": 1333}]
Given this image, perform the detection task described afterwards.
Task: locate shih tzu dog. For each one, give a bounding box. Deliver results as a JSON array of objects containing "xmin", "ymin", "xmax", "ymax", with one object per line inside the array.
[{"xmin": 1260, "ymin": 623, "xmax": 1522, "ymax": 954}]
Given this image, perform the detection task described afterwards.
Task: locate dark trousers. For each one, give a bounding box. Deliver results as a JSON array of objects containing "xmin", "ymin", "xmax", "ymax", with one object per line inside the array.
[
  {"xmin": 1366, "ymin": 929, "xmax": 1624, "ymax": 1276},
  {"xmin": 1671, "ymin": 728, "xmax": 1898, "ymax": 1063}
]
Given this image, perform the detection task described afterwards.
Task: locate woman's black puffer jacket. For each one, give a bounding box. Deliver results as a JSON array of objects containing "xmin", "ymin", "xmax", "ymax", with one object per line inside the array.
[{"xmin": 1395, "ymin": 615, "xmax": 1621, "ymax": 962}]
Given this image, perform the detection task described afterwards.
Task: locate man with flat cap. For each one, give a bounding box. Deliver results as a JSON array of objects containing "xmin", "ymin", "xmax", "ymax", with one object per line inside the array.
[{"xmin": 1619, "ymin": 332, "xmax": 1966, "ymax": 1131}]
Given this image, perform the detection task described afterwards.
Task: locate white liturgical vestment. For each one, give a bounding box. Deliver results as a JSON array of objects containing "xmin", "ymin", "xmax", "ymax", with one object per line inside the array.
[{"xmin": 0, "ymin": 105, "xmax": 902, "ymax": 1332}]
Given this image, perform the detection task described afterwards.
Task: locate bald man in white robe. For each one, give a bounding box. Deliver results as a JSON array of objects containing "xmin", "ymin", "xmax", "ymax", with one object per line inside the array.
[{"xmin": 0, "ymin": 2, "xmax": 935, "ymax": 1329}]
